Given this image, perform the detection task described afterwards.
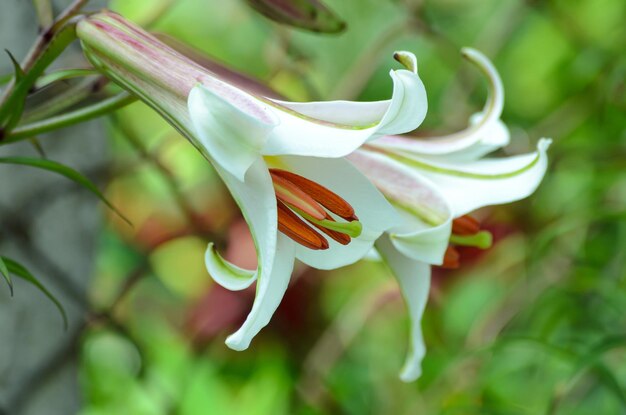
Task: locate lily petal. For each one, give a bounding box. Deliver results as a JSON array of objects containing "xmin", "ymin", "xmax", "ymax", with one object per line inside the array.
[
  {"xmin": 270, "ymin": 156, "xmax": 400, "ymax": 270},
  {"xmin": 205, "ymin": 243, "xmax": 256, "ymax": 291},
  {"xmin": 371, "ymin": 48, "xmax": 504, "ymax": 156},
  {"xmin": 207, "ymin": 157, "xmax": 277, "ymax": 295},
  {"xmin": 376, "ymin": 235, "xmax": 431, "ymax": 382},
  {"xmin": 225, "ymin": 234, "xmax": 296, "ymax": 351},
  {"xmin": 349, "ymin": 150, "xmax": 452, "ymax": 265},
  {"xmin": 437, "ymin": 114, "xmax": 510, "ymax": 162},
  {"xmin": 385, "ymin": 138, "xmax": 552, "ymax": 217},
  {"xmin": 263, "ymin": 52, "xmax": 427, "ymax": 158},
  {"xmin": 413, "ymin": 113, "xmax": 511, "ymax": 164},
  {"xmin": 188, "ymin": 83, "xmax": 279, "ymax": 181}
]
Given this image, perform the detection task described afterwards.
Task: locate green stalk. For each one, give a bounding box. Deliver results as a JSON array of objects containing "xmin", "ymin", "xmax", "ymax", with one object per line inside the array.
[{"xmin": 3, "ymin": 92, "xmax": 136, "ymax": 142}]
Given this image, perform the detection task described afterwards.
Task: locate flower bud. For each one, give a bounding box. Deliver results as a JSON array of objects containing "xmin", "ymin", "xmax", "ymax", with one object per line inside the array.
[
  {"xmin": 245, "ymin": 0, "xmax": 346, "ymax": 33},
  {"xmin": 76, "ymin": 11, "xmax": 213, "ymax": 140}
]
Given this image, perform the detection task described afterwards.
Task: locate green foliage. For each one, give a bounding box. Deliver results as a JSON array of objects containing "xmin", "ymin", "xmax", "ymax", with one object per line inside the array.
[
  {"xmin": 2, "ymin": 256, "xmax": 67, "ymax": 328},
  {"xmin": 0, "ymin": 156, "xmax": 130, "ymax": 225},
  {"xmin": 0, "ymin": 256, "xmax": 12, "ymax": 295}
]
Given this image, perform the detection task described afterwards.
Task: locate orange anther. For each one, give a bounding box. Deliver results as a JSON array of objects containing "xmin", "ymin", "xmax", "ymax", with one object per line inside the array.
[
  {"xmin": 270, "ymin": 169, "xmax": 357, "ymax": 221},
  {"xmin": 271, "ymin": 171, "xmax": 327, "ymax": 220},
  {"xmin": 441, "ymin": 246, "xmax": 460, "ymax": 269},
  {"xmin": 452, "ymin": 215, "xmax": 480, "ymax": 236},
  {"xmin": 277, "ymin": 200, "xmax": 329, "ymax": 250}
]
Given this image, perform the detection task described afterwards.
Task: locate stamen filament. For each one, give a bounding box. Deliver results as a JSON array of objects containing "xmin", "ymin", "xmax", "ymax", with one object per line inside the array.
[
  {"xmin": 309, "ymin": 219, "xmax": 352, "ymax": 246},
  {"xmin": 290, "ymin": 205, "xmax": 363, "ymax": 238},
  {"xmin": 450, "ymin": 231, "xmax": 492, "ymax": 250}
]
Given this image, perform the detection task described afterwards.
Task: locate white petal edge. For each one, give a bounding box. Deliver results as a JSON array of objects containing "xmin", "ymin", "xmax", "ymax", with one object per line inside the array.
[
  {"xmin": 376, "ymin": 235, "xmax": 431, "ymax": 382},
  {"xmin": 271, "ymin": 156, "xmax": 400, "ymax": 270},
  {"xmin": 262, "ymin": 52, "xmax": 427, "ymax": 158},
  {"xmin": 398, "ymin": 138, "xmax": 552, "ymax": 217},
  {"xmin": 414, "ymin": 114, "xmax": 510, "ymax": 164},
  {"xmin": 189, "ymin": 84, "xmax": 278, "ymax": 181},
  {"xmin": 225, "ymin": 234, "xmax": 296, "ymax": 351},
  {"xmin": 205, "ymin": 242, "xmax": 256, "ymax": 291}
]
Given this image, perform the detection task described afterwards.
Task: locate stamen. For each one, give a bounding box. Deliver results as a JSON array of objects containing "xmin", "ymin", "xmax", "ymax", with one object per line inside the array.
[
  {"xmin": 441, "ymin": 246, "xmax": 460, "ymax": 269},
  {"xmin": 290, "ymin": 206, "xmax": 363, "ymax": 238},
  {"xmin": 452, "ymin": 215, "xmax": 480, "ymax": 235},
  {"xmin": 270, "ymin": 169, "xmax": 358, "ymax": 221},
  {"xmin": 450, "ymin": 231, "xmax": 492, "ymax": 250},
  {"xmin": 277, "ymin": 200, "xmax": 329, "ymax": 250},
  {"xmin": 271, "ymin": 172, "xmax": 326, "ymax": 221},
  {"xmin": 451, "ymin": 215, "xmax": 492, "ymax": 250},
  {"xmin": 308, "ymin": 215, "xmax": 351, "ymax": 246}
]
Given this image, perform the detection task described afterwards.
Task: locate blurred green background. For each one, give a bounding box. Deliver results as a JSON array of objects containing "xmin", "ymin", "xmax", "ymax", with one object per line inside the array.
[{"xmin": 77, "ymin": 0, "xmax": 626, "ymax": 413}]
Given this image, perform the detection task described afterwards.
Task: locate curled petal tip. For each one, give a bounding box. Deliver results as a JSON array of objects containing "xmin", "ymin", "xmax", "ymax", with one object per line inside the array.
[
  {"xmin": 399, "ymin": 368, "xmax": 421, "ymax": 383},
  {"xmin": 460, "ymin": 47, "xmax": 480, "ymax": 59},
  {"xmin": 538, "ymin": 137, "xmax": 553, "ymax": 151},
  {"xmin": 393, "ymin": 51, "xmax": 418, "ymax": 73},
  {"xmin": 205, "ymin": 242, "xmax": 257, "ymax": 291}
]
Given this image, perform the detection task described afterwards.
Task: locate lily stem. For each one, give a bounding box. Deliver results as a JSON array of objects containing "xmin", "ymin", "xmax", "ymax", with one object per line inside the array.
[{"xmin": 3, "ymin": 92, "xmax": 136, "ymax": 143}]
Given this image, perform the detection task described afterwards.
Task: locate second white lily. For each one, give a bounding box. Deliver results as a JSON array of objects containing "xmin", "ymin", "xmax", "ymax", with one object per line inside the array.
[{"xmin": 285, "ymin": 48, "xmax": 551, "ymax": 381}]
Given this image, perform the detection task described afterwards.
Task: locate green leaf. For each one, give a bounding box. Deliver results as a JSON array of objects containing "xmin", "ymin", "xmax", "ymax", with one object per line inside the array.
[
  {"xmin": 34, "ymin": 68, "xmax": 99, "ymax": 90},
  {"xmin": 592, "ymin": 363, "xmax": 626, "ymax": 408},
  {"xmin": 0, "ymin": 256, "xmax": 13, "ymax": 296},
  {"xmin": 0, "ymin": 156, "xmax": 131, "ymax": 226},
  {"xmin": 5, "ymin": 49, "xmax": 26, "ymax": 81},
  {"xmin": 2, "ymin": 50, "xmax": 28, "ymax": 131},
  {"xmin": 5, "ymin": 92, "xmax": 136, "ymax": 142},
  {"xmin": 3, "ymin": 257, "xmax": 67, "ymax": 328},
  {"xmin": 28, "ymin": 137, "xmax": 47, "ymax": 158}
]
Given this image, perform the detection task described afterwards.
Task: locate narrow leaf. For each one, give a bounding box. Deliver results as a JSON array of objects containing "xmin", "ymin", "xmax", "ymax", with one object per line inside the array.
[
  {"xmin": 3, "ymin": 257, "xmax": 67, "ymax": 328},
  {"xmin": 34, "ymin": 68, "xmax": 99, "ymax": 90},
  {"xmin": 0, "ymin": 157, "xmax": 131, "ymax": 226},
  {"xmin": 5, "ymin": 50, "xmax": 25, "ymax": 81},
  {"xmin": 1, "ymin": 51, "xmax": 28, "ymax": 131},
  {"xmin": 28, "ymin": 137, "xmax": 47, "ymax": 158},
  {"xmin": 0, "ymin": 257, "xmax": 13, "ymax": 296}
]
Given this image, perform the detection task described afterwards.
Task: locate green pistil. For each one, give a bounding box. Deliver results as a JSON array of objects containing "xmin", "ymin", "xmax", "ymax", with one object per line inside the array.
[
  {"xmin": 450, "ymin": 231, "xmax": 493, "ymax": 250},
  {"xmin": 290, "ymin": 206, "xmax": 363, "ymax": 238}
]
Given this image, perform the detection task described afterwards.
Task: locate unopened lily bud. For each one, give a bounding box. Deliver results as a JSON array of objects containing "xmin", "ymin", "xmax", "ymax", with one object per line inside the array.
[
  {"xmin": 245, "ymin": 0, "xmax": 346, "ymax": 33},
  {"xmin": 76, "ymin": 11, "xmax": 214, "ymax": 142}
]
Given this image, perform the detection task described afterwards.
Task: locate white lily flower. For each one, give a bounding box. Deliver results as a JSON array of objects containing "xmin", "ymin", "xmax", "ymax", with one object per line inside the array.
[
  {"xmin": 288, "ymin": 48, "xmax": 551, "ymax": 381},
  {"xmin": 77, "ymin": 12, "xmax": 431, "ymax": 350}
]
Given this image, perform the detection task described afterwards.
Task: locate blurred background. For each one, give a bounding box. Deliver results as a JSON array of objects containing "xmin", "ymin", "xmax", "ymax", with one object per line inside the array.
[{"xmin": 1, "ymin": 0, "xmax": 626, "ymax": 413}]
